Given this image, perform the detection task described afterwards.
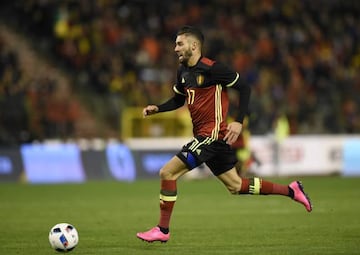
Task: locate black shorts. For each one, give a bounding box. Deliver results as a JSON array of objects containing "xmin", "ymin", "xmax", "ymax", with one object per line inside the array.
[{"xmin": 176, "ymin": 136, "xmax": 238, "ymax": 176}]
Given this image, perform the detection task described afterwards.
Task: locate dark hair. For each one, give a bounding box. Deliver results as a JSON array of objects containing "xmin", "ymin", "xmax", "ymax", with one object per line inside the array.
[{"xmin": 177, "ymin": 26, "xmax": 204, "ymax": 45}]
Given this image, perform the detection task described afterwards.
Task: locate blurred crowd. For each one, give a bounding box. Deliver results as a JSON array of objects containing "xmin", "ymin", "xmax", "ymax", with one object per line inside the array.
[
  {"xmin": 0, "ymin": 36, "xmax": 79, "ymax": 145},
  {"xmin": 1, "ymin": 0, "xmax": 360, "ymax": 143}
]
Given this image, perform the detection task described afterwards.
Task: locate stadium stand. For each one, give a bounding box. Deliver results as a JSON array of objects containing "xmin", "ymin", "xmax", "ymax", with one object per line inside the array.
[{"xmin": 0, "ymin": 0, "xmax": 359, "ymax": 144}]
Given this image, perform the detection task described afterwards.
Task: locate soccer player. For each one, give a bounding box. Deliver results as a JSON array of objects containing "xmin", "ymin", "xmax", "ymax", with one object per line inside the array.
[{"xmin": 136, "ymin": 26, "xmax": 312, "ymax": 243}]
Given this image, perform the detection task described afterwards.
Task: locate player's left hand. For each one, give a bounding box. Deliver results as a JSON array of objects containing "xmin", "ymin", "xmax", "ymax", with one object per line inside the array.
[{"xmin": 224, "ymin": 122, "xmax": 243, "ymax": 145}]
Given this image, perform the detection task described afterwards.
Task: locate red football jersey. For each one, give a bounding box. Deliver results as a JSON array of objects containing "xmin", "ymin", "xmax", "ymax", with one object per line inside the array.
[{"xmin": 174, "ymin": 57, "xmax": 240, "ymax": 140}]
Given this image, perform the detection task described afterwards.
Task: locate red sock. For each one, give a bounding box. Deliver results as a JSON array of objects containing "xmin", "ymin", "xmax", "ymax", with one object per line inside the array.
[
  {"xmin": 239, "ymin": 177, "xmax": 289, "ymax": 196},
  {"xmin": 158, "ymin": 180, "xmax": 177, "ymax": 229}
]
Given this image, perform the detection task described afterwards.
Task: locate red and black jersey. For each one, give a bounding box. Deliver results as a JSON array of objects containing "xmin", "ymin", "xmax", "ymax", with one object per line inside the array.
[{"xmin": 173, "ymin": 57, "xmax": 242, "ymax": 140}]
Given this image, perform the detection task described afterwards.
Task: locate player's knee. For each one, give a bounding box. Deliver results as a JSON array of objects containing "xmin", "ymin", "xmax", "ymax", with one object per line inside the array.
[
  {"xmin": 226, "ymin": 182, "xmax": 241, "ymax": 195},
  {"xmin": 227, "ymin": 186, "xmax": 239, "ymax": 195},
  {"xmin": 159, "ymin": 167, "xmax": 173, "ymax": 180}
]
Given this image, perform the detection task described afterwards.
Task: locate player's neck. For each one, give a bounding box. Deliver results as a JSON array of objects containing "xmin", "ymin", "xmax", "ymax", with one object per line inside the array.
[{"xmin": 187, "ymin": 54, "xmax": 201, "ymax": 67}]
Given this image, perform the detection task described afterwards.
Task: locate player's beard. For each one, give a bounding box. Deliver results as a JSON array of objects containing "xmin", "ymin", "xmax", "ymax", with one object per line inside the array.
[{"xmin": 179, "ymin": 47, "xmax": 193, "ymax": 66}]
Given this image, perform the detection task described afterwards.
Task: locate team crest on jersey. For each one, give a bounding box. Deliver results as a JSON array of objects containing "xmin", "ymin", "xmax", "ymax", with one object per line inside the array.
[{"xmin": 196, "ymin": 74, "xmax": 204, "ymax": 86}]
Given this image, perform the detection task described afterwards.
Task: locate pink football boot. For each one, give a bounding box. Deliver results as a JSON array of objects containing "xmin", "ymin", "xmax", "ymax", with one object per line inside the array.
[
  {"xmin": 137, "ymin": 227, "xmax": 170, "ymax": 243},
  {"xmin": 289, "ymin": 181, "xmax": 313, "ymax": 212}
]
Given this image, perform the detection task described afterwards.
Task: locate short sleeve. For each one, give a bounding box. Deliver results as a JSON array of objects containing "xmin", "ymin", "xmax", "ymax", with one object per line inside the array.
[{"xmin": 211, "ymin": 62, "xmax": 240, "ymax": 87}]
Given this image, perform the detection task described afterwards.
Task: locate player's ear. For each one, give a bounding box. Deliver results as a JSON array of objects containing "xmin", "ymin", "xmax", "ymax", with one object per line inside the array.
[{"xmin": 191, "ymin": 41, "xmax": 197, "ymax": 51}]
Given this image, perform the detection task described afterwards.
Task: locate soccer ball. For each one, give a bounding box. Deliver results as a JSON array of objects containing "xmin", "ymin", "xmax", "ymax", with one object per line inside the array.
[{"xmin": 49, "ymin": 223, "xmax": 79, "ymax": 252}]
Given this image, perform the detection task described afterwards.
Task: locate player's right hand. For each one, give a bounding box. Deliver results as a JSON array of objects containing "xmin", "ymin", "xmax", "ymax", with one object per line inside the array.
[
  {"xmin": 143, "ymin": 105, "xmax": 159, "ymax": 117},
  {"xmin": 224, "ymin": 121, "xmax": 243, "ymax": 145}
]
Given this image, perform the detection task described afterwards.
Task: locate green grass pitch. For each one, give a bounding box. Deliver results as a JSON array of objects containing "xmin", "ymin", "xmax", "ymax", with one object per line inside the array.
[{"xmin": 0, "ymin": 176, "xmax": 359, "ymax": 255}]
